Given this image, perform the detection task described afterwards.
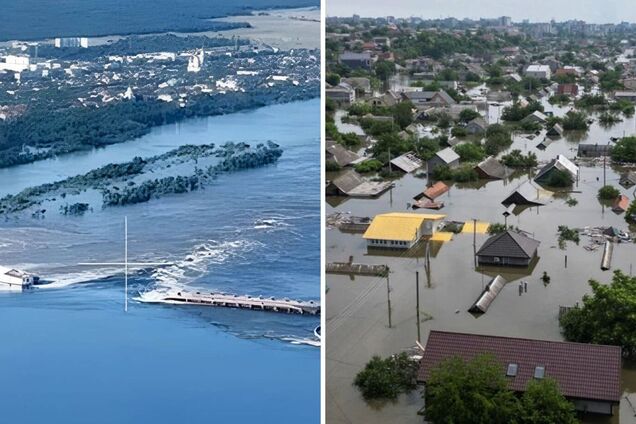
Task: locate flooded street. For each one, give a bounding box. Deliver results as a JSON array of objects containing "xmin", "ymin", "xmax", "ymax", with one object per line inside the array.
[{"xmin": 326, "ymin": 100, "xmax": 636, "ymax": 423}]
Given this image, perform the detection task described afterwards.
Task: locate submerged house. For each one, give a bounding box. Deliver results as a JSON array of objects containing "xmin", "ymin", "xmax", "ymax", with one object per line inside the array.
[
  {"xmin": 546, "ymin": 123, "xmax": 564, "ymax": 137},
  {"xmin": 414, "ymin": 181, "xmax": 449, "ymax": 201},
  {"xmin": 326, "ymin": 170, "xmax": 392, "ymax": 197},
  {"xmin": 613, "ymin": 195, "xmax": 630, "ymax": 213},
  {"xmin": 578, "ymin": 144, "xmax": 612, "ymax": 158},
  {"xmin": 619, "ymin": 172, "xmax": 636, "ymax": 188},
  {"xmin": 390, "ymin": 151, "xmax": 423, "ymax": 173},
  {"xmin": 0, "ymin": 266, "xmax": 39, "ymax": 292},
  {"xmin": 534, "ymin": 155, "xmax": 579, "ymax": 185},
  {"xmin": 476, "ymin": 230, "xmax": 540, "ymax": 267},
  {"xmin": 502, "ymin": 181, "xmax": 549, "ymax": 207},
  {"xmin": 468, "ymin": 275, "xmax": 507, "ymax": 313},
  {"xmin": 427, "ymin": 147, "xmax": 460, "ymax": 173},
  {"xmin": 363, "ymin": 212, "xmax": 445, "ymax": 249},
  {"xmin": 465, "ymin": 117, "xmax": 488, "ymax": 135},
  {"xmin": 417, "ymin": 331, "xmax": 622, "ymax": 415},
  {"xmin": 475, "ymin": 156, "xmax": 510, "ymax": 180},
  {"xmin": 326, "ymin": 141, "xmax": 360, "ymax": 167}
]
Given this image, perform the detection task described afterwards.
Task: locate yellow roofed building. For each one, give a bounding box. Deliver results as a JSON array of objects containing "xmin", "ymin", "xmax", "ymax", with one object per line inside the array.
[{"xmin": 363, "ymin": 212, "xmax": 446, "ymax": 249}]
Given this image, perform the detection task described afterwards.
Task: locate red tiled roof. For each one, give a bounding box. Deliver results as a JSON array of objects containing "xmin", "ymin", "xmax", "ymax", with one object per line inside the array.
[
  {"xmin": 613, "ymin": 195, "xmax": 629, "ymax": 212},
  {"xmin": 417, "ymin": 330, "xmax": 622, "ymax": 402},
  {"xmin": 422, "ymin": 181, "xmax": 449, "ymax": 200}
]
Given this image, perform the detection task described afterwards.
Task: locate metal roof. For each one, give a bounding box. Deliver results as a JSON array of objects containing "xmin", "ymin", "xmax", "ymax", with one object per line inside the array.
[
  {"xmin": 434, "ymin": 147, "xmax": 460, "ymax": 165},
  {"xmin": 502, "ymin": 180, "xmax": 551, "ymax": 206},
  {"xmin": 390, "ymin": 151, "xmax": 423, "ymax": 173},
  {"xmin": 363, "ymin": 212, "xmax": 445, "ymax": 241},
  {"xmin": 418, "ymin": 330, "xmax": 622, "ymax": 403},
  {"xmin": 476, "ymin": 230, "xmax": 540, "ymax": 259},
  {"xmin": 535, "ymin": 155, "xmax": 579, "ymax": 181},
  {"xmin": 326, "ymin": 142, "xmax": 360, "ymax": 167},
  {"xmin": 468, "ymin": 275, "xmax": 507, "ymax": 313}
]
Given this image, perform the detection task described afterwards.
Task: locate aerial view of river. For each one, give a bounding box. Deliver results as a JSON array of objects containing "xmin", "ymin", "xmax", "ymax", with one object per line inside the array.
[{"xmin": 0, "ymin": 99, "xmax": 320, "ymax": 423}]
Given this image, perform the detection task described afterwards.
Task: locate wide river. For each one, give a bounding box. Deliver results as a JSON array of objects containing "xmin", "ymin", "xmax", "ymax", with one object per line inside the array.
[{"xmin": 0, "ymin": 99, "xmax": 320, "ymax": 423}]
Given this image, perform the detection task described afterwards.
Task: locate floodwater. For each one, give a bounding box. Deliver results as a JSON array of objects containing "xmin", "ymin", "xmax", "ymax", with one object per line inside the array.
[
  {"xmin": 0, "ymin": 99, "xmax": 320, "ymax": 423},
  {"xmin": 326, "ymin": 98, "xmax": 636, "ymax": 423}
]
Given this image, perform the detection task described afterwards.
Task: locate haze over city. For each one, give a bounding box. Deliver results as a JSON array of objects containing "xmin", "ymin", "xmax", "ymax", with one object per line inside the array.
[{"xmin": 328, "ymin": 0, "xmax": 636, "ymax": 24}]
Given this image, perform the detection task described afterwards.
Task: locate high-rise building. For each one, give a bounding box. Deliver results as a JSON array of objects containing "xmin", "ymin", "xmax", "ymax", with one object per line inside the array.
[{"xmin": 54, "ymin": 37, "xmax": 89, "ymax": 48}]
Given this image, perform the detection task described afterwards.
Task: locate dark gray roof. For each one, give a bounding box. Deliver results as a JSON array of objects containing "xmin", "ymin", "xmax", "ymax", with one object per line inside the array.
[
  {"xmin": 326, "ymin": 142, "xmax": 360, "ymax": 167},
  {"xmin": 475, "ymin": 156, "xmax": 510, "ymax": 179},
  {"xmin": 477, "ymin": 230, "xmax": 540, "ymax": 259},
  {"xmin": 620, "ymin": 171, "xmax": 636, "ymax": 187},
  {"xmin": 331, "ymin": 170, "xmax": 364, "ymax": 193}
]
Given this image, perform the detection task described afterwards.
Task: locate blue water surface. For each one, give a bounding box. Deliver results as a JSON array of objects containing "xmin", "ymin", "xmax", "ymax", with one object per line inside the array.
[{"xmin": 0, "ymin": 99, "xmax": 320, "ymax": 423}]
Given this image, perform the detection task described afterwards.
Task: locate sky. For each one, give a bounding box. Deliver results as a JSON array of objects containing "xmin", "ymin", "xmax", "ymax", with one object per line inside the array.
[{"xmin": 327, "ymin": 0, "xmax": 636, "ymax": 24}]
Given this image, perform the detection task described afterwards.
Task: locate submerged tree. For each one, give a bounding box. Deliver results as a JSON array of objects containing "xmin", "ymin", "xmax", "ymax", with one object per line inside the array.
[{"xmin": 560, "ymin": 270, "xmax": 636, "ymax": 359}]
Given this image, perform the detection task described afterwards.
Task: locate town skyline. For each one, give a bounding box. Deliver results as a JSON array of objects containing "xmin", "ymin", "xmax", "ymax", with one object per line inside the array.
[{"xmin": 327, "ymin": 0, "xmax": 636, "ymax": 24}]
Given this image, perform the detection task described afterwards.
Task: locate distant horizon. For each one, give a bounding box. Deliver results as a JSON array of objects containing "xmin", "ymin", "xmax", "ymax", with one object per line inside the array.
[{"xmin": 327, "ymin": 0, "xmax": 636, "ymax": 25}]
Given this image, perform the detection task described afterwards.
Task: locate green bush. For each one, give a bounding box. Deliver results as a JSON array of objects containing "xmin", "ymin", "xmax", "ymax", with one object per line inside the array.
[
  {"xmin": 451, "ymin": 126, "xmax": 468, "ymax": 138},
  {"xmin": 355, "ymin": 159, "xmax": 383, "ymax": 173},
  {"xmin": 501, "ymin": 149, "xmax": 538, "ymax": 167},
  {"xmin": 453, "ymin": 142, "xmax": 485, "ymax": 162},
  {"xmin": 598, "ymin": 185, "xmax": 620, "ymax": 200},
  {"xmin": 354, "ymin": 353, "xmax": 418, "ymax": 400}
]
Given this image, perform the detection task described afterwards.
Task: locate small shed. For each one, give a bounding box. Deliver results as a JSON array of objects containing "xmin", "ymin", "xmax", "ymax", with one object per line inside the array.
[
  {"xmin": 468, "ymin": 275, "xmax": 507, "ymax": 313},
  {"xmin": 427, "ymin": 147, "xmax": 460, "ymax": 173},
  {"xmin": 476, "ymin": 230, "xmax": 540, "ymax": 267}
]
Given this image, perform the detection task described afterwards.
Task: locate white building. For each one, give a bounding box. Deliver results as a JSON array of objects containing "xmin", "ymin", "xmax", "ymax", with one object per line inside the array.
[
  {"xmin": 0, "ymin": 266, "xmax": 39, "ymax": 292},
  {"xmin": 0, "ymin": 55, "xmax": 30, "ymax": 73},
  {"xmin": 54, "ymin": 37, "xmax": 89, "ymax": 48},
  {"xmin": 525, "ymin": 64, "xmax": 552, "ymax": 80},
  {"xmin": 187, "ymin": 49, "xmax": 205, "ymax": 73}
]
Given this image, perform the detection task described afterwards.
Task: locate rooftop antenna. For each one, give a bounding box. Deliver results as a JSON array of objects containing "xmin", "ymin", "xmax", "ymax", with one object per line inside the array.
[{"xmin": 78, "ymin": 216, "xmax": 171, "ymax": 312}]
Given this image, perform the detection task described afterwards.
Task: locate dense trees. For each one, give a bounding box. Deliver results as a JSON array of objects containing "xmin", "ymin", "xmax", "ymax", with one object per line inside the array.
[
  {"xmin": 611, "ymin": 136, "xmax": 636, "ymax": 162},
  {"xmin": 501, "ymin": 150, "xmax": 538, "ymax": 168},
  {"xmin": 425, "ymin": 354, "xmax": 577, "ymax": 424},
  {"xmin": 560, "ymin": 270, "xmax": 636, "ymax": 359},
  {"xmin": 0, "ymin": 82, "xmax": 316, "ymax": 169}
]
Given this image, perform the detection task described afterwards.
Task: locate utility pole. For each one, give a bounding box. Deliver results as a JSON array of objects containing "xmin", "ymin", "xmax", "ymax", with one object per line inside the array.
[
  {"xmin": 473, "ymin": 218, "xmax": 477, "ymax": 268},
  {"xmin": 603, "ymin": 151, "xmax": 607, "ymax": 187},
  {"xmin": 388, "ymin": 147, "xmax": 392, "ymax": 173},
  {"xmin": 386, "ymin": 274, "xmax": 392, "ymax": 328},
  {"xmin": 416, "ymin": 271, "xmax": 421, "ymax": 343}
]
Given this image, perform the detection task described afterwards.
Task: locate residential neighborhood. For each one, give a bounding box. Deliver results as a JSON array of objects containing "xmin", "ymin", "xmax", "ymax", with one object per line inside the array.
[{"xmin": 325, "ymin": 10, "xmax": 636, "ymax": 424}]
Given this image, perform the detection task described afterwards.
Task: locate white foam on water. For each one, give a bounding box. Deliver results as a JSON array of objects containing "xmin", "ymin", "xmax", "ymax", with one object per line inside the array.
[
  {"xmin": 39, "ymin": 267, "xmax": 123, "ymax": 289},
  {"xmin": 280, "ymin": 337, "xmax": 321, "ymax": 348},
  {"xmin": 138, "ymin": 238, "xmax": 263, "ymax": 301}
]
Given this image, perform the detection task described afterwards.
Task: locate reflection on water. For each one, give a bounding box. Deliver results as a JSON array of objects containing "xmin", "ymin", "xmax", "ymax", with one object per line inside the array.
[{"xmin": 327, "ymin": 91, "xmax": 636, "ymax": 423}]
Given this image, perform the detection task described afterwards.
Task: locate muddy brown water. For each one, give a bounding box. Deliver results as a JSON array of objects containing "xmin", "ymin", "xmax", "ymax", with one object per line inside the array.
[{"xmin": 326, "ymin": 102, "xmax": 636, "ymax": 423}]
